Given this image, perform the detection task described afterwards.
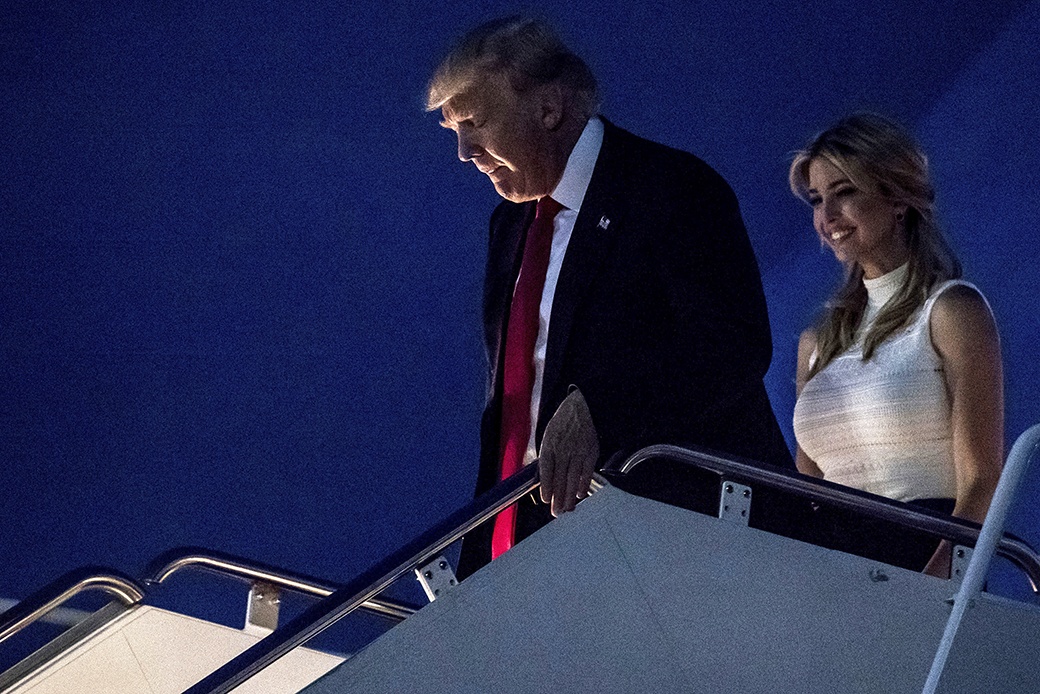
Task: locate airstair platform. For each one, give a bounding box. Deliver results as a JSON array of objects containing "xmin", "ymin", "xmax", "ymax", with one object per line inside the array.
[{"xmin": 301, "ymin": 483, "xmax": 1040, "ymax": 694}]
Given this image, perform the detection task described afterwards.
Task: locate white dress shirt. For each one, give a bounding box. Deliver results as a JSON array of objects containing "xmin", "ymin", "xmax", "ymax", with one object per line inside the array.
[{"xmin": 522, "ymin": 116, "xmax": 604, "ymax": 466}]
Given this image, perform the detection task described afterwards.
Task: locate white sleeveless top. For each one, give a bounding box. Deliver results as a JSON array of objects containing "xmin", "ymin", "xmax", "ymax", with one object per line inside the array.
[{"xmin": 793, "ymin": 270, "xmax": 987, "ymax": 502}]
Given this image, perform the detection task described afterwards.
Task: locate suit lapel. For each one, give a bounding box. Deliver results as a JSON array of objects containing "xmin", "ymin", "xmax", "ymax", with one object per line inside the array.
[
  {"xmin": 485, "ymin": 201, "xmax": 537, "ymax": 397},
  {"xmin": 539, "ymin": 124, "xmax": 625, "ymax": 429}
]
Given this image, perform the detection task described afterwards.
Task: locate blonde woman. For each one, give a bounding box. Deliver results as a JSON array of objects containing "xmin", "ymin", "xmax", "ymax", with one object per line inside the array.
[{"xmin": 790, "ymin": 114, "xmax": 1003, "ymax": 577}]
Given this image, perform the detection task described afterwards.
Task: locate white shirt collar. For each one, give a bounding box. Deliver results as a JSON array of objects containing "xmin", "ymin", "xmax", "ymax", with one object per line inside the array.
[{"xmin": 550, "ymin": 116, "xmax": 603, "ymax": 213}]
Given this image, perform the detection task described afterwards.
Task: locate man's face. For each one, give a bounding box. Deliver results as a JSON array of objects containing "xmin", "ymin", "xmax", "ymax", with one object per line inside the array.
[{"xmin": 440, "ymin": 72, "xmax": 557, "ymax": 203}]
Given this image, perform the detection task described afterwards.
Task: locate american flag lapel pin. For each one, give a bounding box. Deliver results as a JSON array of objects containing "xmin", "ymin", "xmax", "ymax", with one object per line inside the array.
[{"xmin": 597, "ymin": 216, "xmax": 610, "ymax": 230}]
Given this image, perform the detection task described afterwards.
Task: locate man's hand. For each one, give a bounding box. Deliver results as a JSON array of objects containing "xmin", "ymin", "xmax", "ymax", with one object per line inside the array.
[{"xmin": 538, "ymin": 387, "xmax": 599, "ymax": 517}]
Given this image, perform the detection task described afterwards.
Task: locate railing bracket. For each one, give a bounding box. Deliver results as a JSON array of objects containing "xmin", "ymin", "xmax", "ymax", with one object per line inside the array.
[
  {"xmin": 245, "ymin": 581, "xmax": 281, "ymax": 635},
  {"xmin": 415, "ymin": 555, "xmax": 458, "ymax": 602},
  {"xmin": 718, "ymin": 481, "xmax": 751, "ymax": 526},
  {"xmin": 949, "ymin": 545, "xmax": 972, "ymax": 589}
]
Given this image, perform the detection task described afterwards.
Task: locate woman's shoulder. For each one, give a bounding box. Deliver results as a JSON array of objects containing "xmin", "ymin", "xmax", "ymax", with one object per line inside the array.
[
  {"xmin": 798, "ymin": 326, "xmax": 819, "ymax": 350},
  {"xmin": 797, "ymin": 327, "xmax": 820, "ymax": 364},
  {"xmin": 796, "ymin": 327, "xmax": 820, "ymax": 387},
  {"xmin": 928, "ymin": 278, "xmax": 986, "ymax": 302},
  {"xmin": 928, "ymin": 280, "xmax": 993, "ymax": 323},
  {"xmin": 929, "ymin": 280, "xmax": 999, "ymax": 355}
]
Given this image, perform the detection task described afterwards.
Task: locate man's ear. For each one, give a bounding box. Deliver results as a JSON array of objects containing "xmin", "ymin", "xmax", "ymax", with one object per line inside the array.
[{"xmin": 538, "ymin": 83, "xmax": 565, "ymax": 131}]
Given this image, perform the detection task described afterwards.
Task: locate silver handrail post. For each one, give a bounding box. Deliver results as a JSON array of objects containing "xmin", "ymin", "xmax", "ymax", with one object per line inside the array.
[{"xmin": 922, "ymin": 423, "xmax": 1040, "ymax": 694}]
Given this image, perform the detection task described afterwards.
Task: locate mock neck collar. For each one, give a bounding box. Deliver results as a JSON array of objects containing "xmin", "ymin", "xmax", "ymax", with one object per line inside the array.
[
  {"xmin": 861, "ymin": 262, "xmax": 909, "ymax": 329},
  {"xmin": 864, "ymin": 263, "xmax": 908, "ymax": 306}
]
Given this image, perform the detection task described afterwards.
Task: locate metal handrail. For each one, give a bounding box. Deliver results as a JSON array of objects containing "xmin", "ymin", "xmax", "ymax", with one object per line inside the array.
[
  {"xmin": 0, "ymin": 549, "xmax": 420, "ymax": 651},
  {"xmin": 606, "ymin": 443, "xmax": 1040, "ymax": 593},
  {"xmin": 143, "ymin": 547, "xmax": 418, "ymax": 621},
  {"xmin": 184, "ymin": 438, "xmax": 1040, "ymax": 694},
  {"xmin": 183, "ymin": 463, "xmax": 541, "ymax": 694},
  {"xmin": 10, "ymin": 440, "xmax": 1032, "ymax": 691},
  {"xmin": 923, "ymin": 422, "xmax": 1040, "ymax": 693},
  {"xmin": 0, "ymin": 568, "xmax": 146, "ymax": 645},
  {"xmin": 0, "ymin": 599, "xmax": 91, "ymax": 628}
]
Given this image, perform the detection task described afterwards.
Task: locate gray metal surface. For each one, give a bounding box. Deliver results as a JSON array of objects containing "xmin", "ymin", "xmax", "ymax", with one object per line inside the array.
[
  {"xmin": 183, "ymin": 438, "xmax": 1040, "ymax": 694},
  {"xmin": 414, "ymin": 555, "xmax": 458, "ymax": 602},
  {"xmin": 301, "ymin": 485, "xmax": 1040, "ymax": 694},
  {"xmin": 718, "ymin": 481, "xmax": 751, "ymax": 526}
]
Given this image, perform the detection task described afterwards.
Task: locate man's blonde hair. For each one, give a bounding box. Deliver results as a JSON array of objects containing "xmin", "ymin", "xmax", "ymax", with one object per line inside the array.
[{"xmin": 426, "ymin": 16, "xmax": 599, "ymax": 119}]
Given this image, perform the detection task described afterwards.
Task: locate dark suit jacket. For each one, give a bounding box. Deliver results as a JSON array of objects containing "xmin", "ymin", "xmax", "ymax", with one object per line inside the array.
[{"xmin": 458, "ymin": 119, "xmax": 792, "ymax": 578}]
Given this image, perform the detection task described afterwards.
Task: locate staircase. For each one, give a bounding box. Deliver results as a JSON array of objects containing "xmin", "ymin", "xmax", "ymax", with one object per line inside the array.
[{"xmin": 2, "ymin": 426, "xmax": 1038, "ymax": 694}]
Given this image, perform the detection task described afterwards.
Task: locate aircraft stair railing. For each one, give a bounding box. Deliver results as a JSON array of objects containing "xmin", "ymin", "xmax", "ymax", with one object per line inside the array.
[
  {"xmin": 182, "ymin": 428, "xmax": 1040, "ymax": 694},
  {"xmin": 0, "ymin": 548, "xmax": 421, "ymax": 692},
  {"xmin": 0, "ymin": 551, "xmax": 418, "ymax": 649},
  {"xmin": 922, "ymin": 422, "xmax": 1040, "ymax": 693},
  {"xmin": 0, "ymin": 568, "xmax": 146, "ymax": 647},
  {"xmin": 142, "ymin": 547, "xmax": 418, "ymax": 630},
  {"xmin": 182, "ymin": 462, "xmax": 542, "ymax": 694},
  {"xmin": 604, "ymin": 441, "xmax": 1040, "ymax": 594},
  {"xmin": 6, "ymin": 430, "xmax": 1036, "ymax": 693}
]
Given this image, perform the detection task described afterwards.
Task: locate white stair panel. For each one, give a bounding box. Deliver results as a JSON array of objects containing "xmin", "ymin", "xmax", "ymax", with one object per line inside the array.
[{"xmin": 5, "ymin": 605, "xmax": 344, "ymax": 694}]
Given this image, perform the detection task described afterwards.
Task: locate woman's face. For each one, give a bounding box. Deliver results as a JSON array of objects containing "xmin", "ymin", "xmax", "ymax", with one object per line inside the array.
[{"xmin": 806, "ymin": 158, "xmax": 909, "ymax": 279}]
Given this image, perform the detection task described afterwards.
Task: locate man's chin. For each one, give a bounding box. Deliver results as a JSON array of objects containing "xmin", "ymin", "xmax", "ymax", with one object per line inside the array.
[{"xmin": 493, "ymin": 183, "xmax": 540, "ymax": 204}]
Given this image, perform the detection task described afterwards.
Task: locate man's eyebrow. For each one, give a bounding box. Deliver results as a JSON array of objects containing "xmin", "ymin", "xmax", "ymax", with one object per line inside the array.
[
  {"xmin": 439, "ymin": 108, "xmax": 476, "ymax": 130},
  {"xmin": 438, "ymin": 104, "xmax": 467, "ymax": 129}
]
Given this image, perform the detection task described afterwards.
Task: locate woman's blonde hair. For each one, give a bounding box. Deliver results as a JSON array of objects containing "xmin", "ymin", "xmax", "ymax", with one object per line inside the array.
[{"xmin": 789, "ymin": 113, "xmax": 961, "ymax": 379}]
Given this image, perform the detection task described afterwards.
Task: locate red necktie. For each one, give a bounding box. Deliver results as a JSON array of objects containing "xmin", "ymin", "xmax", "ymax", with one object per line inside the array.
[{"xmin": 491, "ymin": 196, "xmax": 564, "ymax": 559}]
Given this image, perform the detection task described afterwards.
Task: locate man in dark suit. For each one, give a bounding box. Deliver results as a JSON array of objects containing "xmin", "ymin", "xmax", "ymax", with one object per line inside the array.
[{"xmin": 428, "ymin": 17, "xmax": 793, "ymax": 579}]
